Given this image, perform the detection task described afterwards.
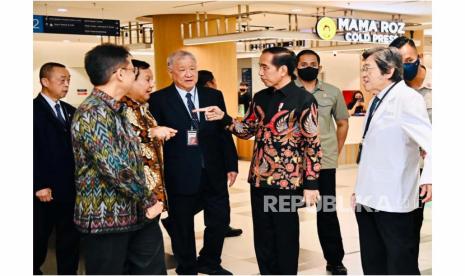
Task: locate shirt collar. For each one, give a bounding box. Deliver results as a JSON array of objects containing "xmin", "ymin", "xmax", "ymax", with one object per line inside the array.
[
  {"xmin": 272, "ymin": 80, "xmax": 297, "ymax": 97},
  {"xmin": 41, "ymin": 92, "xmax": 60, "ymax": 106},
  {"xmin": 295, "ymin": 78, "xmax": 324, "ymax": 93},
  {"xmin": 419, "ymin": 67, "xmax": 432, "ymax": 90},
  {"xmin": 120, "ymin": 96, "xmax": 141, "ymax": 107},
  {"xmin": 121, "ymin": 96, "xmax": 150, "ymax": 115},
  {"xmin": 175, "ymin": 84, "xmax": 196, "ymax": 98},
  {"xmin": 92, "ymin": 88, "xmax": 123, "ymax": 112},
  {"xmin": 376, "ymin": 82, "xmax": 396, "ymax": 100}
]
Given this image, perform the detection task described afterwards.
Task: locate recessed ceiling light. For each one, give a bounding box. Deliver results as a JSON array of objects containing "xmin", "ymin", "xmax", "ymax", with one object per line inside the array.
[
  {"xmin": 57, "ymin": 8, "xmax": 67, "ymax": 12},
  {"xmin": 291, "ymin": 8, "xmax": 302, "ymax": 13},
  {"xmin": 62, "ymin": 40, "xmax": 71, "ymax": 43}
]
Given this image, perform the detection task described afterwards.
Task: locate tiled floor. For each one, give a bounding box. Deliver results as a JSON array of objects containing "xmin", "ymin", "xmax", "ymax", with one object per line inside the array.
[{"xmin": 41, "ymin": 161, "xmax": 432, "ymax": 275}]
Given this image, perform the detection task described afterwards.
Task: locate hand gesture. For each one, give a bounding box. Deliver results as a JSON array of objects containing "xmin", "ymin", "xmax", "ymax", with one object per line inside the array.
[
  {"xmin": 149, "ymin": 126, "xmax": 177, "ymax": 141},
  {"xmin": 192, "ymin": 106, "xmax": 225, "ymax": 121}
]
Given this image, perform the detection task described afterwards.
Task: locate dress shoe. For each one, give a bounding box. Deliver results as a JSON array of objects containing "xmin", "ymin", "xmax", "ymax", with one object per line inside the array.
[
  {"xmin": 197, "ymin": 265, "xmax": 232, "ymax": 275},
  {"xmin": 326, "ymin": 263, "xmax": 347, "ymax": 275},
  {"xmin": 225, "ymin": 226, "xmax": 243, "ymax": 238}
]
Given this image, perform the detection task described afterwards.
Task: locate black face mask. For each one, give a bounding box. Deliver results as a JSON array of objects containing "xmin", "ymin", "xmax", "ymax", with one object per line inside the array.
[{"xmin": 297, "ymin": 66, "xmax": 319, "ymax": 81}]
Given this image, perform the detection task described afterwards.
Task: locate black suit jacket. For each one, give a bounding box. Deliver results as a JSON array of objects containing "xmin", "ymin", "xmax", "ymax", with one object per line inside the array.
[
  {"xmin": 148, "ymin": 84, "xmax": 238, "ymax": 196},
  {"xmin": 33, "ymin": 94, "xmax": 76, "ymax": 203}
]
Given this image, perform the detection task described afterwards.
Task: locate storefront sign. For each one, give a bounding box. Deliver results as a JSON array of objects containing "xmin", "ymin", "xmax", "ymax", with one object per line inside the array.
[
  {"xmin": 33, "ymin": 15, "xmax": 120, "ymax": 36},
  {"xmin": 337, "ymin": 17, "xmax": 405, "ymax": 44},
  {"xmin": 77, "ymin": 89, "xmax": 88, "ymax": 96},
  {"xmin": 316, "ymin": 17, "xmax": 337, "ymax": 41}
]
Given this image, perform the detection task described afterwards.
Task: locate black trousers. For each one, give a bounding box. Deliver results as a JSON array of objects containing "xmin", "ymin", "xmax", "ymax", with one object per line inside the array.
[
  {"xmin": 317, "ymin": 169, "xmax": 345, "ymax": 265},
  {"xmin": 414, "ymin": 172, "xmax": 426, "ymax": 265},
  {"xmin": 83, "ymin": 219, "xmax": 166, "ymax": 275},
  {"xmin": 355, "ymin": 204, "xmax": 420, "ymax": 275},
  {"xmin": 33, "ymin": 199, "xmax": 80, "ymax": 275},
  {"xmin": 250, "ymin": 187, "xmax": 300, "ymax": 275},
  {"xmin": 168, "ymin": 170, "xmax": 230, "ymax": 275}
]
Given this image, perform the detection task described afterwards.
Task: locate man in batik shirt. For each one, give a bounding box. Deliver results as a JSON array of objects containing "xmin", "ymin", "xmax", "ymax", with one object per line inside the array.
[
  {"xmin": 196, "ymin": 47, "xmax": 322, "ymax": 275},
  {"xmin": 71, "ymin": 44, "xmax": 164, "ymax": 274},
  {"xmin": 120, "ymin": 59, "xmax": 178, "ymax": 275}
]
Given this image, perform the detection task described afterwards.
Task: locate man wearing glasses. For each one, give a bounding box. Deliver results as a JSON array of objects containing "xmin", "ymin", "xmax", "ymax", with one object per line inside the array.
[{"xmin": 71, "ymin": 44, "xmax": 163, "ymax": 274}]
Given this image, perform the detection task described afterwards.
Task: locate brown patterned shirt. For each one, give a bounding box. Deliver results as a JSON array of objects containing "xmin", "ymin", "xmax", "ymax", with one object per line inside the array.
[{"xmin": 121, "ymin": 96, "xmax": 168, "ymax": 208}]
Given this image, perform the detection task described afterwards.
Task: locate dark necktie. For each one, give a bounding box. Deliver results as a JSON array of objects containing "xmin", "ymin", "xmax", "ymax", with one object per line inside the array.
[
  {"xmin": 364, "ymin": 96, "xmax": 380, "ymax": 134},
  {"xmin": 185, "ymin": 93, "xmax": 200, "ymax": 129},
  {"xmin": 55, "ymin": 103, "xmax": 66, "ymax": 125}
]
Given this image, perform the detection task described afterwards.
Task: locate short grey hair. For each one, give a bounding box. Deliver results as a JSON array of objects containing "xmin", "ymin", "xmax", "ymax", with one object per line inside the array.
[
  {"xmin": 362, "ymin": 46, "xmax": 403, "ymax": 82},
  {"xmin": 167, "ymin": 50, "xmax": 197, "ymax": 69}
]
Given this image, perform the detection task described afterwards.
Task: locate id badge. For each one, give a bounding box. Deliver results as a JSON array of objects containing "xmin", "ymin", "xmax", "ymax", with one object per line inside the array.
[{"xmin": 187, "ymin": 130, "xmax": 199, "ymax": 146}]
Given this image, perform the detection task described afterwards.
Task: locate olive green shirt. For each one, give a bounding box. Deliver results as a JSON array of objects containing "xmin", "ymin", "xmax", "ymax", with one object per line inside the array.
[{"xmin": 296, "ymin": 79, "xmax": 349, "ymax": 169}]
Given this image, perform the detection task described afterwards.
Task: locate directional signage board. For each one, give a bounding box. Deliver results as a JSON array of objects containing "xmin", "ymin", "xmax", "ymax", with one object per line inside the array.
[{"xmin": 33, "ymin": 15, "xmax": 120, "ymax": 36}]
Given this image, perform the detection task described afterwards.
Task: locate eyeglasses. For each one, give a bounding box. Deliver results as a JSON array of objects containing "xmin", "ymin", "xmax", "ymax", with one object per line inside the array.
[
  {"xmin": 113, "ymin": 66, "xmax": 139, "ymax": 76},
  {"xmin": 360, "ymin": 66, "xmax": 376, "ymax": 73}
]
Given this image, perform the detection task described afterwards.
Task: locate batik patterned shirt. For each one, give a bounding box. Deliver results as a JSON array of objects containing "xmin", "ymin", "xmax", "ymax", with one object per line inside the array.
[
  {"xmin": 121, "ymin": 96, "xmax": 167, "ymax": 209},
  {"xmin": 222, "ymin": 81, "xmax": 322, "ymax": 190},
  {"xmin": 71, "ymin": 89, "xmax": 156, "ymax": 234}
]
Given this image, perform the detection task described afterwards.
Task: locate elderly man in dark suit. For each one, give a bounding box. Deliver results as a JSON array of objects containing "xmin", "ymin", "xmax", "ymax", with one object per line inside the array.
[
  {"xmin": 149, "ymin": 50, "xmax": 238, "ymax": 275},
  {"xmin": 33, "ymin": 62, "xmax": 80, "ymax": 275}
]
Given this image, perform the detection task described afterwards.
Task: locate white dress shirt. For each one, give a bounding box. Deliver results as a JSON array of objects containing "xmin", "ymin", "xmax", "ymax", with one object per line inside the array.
[
  {"xmin": 175, "ymin": 85, "xmax": 200, "ymax": 118},
  {"xmin": 355, "ymin": 80, "xmax": 432, "ymax": 213},
  {"xmin": 41, "ymin": 92, "xmax": 66, "ymax": 119}
]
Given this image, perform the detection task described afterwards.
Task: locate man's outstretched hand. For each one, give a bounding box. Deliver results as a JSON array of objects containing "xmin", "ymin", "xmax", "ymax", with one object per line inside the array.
[{"xmin": 193, "ymin": 106, "xmax": 225, "ymax": 121}]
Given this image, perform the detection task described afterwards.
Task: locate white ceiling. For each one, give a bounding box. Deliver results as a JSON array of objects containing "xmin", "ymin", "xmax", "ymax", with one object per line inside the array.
[{"xmin": 33, "ymin": 1, "xmax": 432, "ymax": 43}]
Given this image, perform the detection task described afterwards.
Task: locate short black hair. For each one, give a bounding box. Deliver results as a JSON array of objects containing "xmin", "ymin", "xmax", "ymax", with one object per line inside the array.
[
  {"xmin": 239, "ymin": 81, "xmax": 248, "ymax": 86},
  {"xmin": 39, "ymin": 62, "xmax": 66, "ymax": 86},
  {"xmin": 362, "ymin": 47, "xmax": 403, "ymax": 82},
  {"xmin": 131, "ymin": 59, "xmax": 150, "ymax": 80},
  {"xmin": 296, "ymin": 49, "xmax": 321, "ymax": 65},
  {"xmin": 389, "ymin": 36, "xmax": 417, "ymax": 50},
  {"xmin": 262, "ymin": 47, "xmax": 297, "ymax": 79},
  {"xmin": 84, "ymin": 43, "xmax": 131, "ymax": 86},
  {"xmin": 197, "ymin": 70, "xmax": 215, "ymax": 87}
]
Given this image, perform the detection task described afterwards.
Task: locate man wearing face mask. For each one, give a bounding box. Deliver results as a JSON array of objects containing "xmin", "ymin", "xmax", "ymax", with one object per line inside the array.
[
  {"xmin": 389, "ymin": 36, "xmax": 433, "ymax": 269},
  {"xmin": 295, "ymin": 49, "xmax": 349, "ymax": 275},
  {"xmin": 389, "ymin": 36, "xmax": 432, "ymax": 122}
]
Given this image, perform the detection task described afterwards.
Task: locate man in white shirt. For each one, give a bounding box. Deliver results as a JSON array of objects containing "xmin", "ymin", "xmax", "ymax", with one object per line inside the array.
[{"xmin": 353, "ymin": 47, "xmax": 432, "ymax": 274}]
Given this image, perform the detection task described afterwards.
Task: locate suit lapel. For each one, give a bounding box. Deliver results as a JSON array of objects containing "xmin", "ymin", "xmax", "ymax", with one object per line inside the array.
[
  {"xmin": 167, "ymin": 84, "xmax": 193, "ymax": 127},
  {"xmin": 37, "ymin": 94, "xmax": 67, "ymax": 128}
]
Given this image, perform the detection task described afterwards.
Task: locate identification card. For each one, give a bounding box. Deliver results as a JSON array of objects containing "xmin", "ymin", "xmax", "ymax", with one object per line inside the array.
[{"xmin": 187, "ymin": 130, "xmax": 199, "ymax": 146}]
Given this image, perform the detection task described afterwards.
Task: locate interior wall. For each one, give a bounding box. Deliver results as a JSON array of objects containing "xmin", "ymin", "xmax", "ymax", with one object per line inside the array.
[
  {"xmin": 185, "ymin": 43, "xmax": 238, "ymax": 118},
  {"xmin": 237, "ymin": 52, "xmax": 362, "ymax": 96},
  {"xmin": 318, "ymin": 52, "xmax": 362, "ymax": 91},
  {"xmin": 33, "ymin": 41, "xmax": 154, "ymax": 107}
]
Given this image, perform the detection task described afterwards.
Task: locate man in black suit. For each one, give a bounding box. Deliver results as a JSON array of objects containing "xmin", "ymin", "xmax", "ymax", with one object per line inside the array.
[
  {"xmin": 149, "ymin": 50, "xmax": 238, "ymax": 275},
  {"xmin": 33, "ymin": 62, "xmax": 80, "ymax": 274}
]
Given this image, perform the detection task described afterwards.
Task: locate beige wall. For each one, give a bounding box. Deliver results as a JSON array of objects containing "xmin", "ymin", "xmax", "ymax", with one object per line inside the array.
[
  {"xmin": 184, "ymin": 43, "xmax": 238, "ymax": 118},
  {"xmin": 33, "ymin": 41, "xmax": 154, "ymax": 107}
]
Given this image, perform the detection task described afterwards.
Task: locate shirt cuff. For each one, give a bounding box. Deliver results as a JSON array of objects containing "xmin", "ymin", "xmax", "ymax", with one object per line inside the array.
[
  {"xmin": 221, "ymin": 114, "xmax": 233, "ymax": 126},
  {"xmin": 142, "ymin": 193, "xmax": 157, "ymax": 211}
]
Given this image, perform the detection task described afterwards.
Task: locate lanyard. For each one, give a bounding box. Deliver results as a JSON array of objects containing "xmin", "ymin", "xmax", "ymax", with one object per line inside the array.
[{"xmin": 361, "ymin": 81, "xmax": 399, "ymax": 140}]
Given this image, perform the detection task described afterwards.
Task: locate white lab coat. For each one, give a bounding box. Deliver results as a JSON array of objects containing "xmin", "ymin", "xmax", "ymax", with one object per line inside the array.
[{"xmin": 355, "ymin": 81, "xmax": 432, "ymax": 213}]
